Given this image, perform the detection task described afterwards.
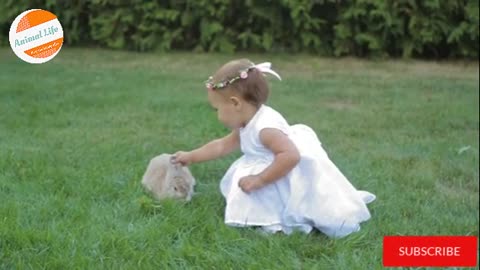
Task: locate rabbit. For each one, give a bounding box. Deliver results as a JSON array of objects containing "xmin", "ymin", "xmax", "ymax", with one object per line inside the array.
[{"xmin": 141, "ymin": 154, "xmax": 196, "ymax": 201}]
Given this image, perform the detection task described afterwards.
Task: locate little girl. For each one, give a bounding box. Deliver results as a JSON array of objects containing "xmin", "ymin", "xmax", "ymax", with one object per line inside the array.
[{"xmin": 173, "ymin": 59, "xmax": 375, "ymax": 238}]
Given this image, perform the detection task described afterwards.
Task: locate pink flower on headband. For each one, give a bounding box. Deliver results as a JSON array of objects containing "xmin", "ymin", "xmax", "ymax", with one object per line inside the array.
[
  {"xmin": 240, "ymin": 71, "xmax": 248, "ymax": 79},
  {"xmin": 203, "ymin": 63, "xmax": 281, "ymax": 90}
]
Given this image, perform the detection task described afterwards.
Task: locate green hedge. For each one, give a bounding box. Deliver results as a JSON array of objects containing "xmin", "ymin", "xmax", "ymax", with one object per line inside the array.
[{"xmin": 1, "ymin": 0, "xmax": 478, "ymax": 58}]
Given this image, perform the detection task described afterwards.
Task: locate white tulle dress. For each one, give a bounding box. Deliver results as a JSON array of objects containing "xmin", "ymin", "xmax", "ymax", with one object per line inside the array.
[{"xmin": 220, "ymin": 105, "xmax": 375, "ymax": 238}]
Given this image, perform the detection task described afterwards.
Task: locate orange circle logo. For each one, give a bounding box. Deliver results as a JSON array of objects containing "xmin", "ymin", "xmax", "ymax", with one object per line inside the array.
[{"xmin": 9, "ymin": 9, "xmax": 64, "ymax": 64}]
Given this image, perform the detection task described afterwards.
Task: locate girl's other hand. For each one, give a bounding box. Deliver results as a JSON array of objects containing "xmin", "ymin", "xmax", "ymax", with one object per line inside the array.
[
  {"xmin": 238, "ymin": 175, "xmax": 264, "ymax": 193},
  {"xmin": 172, "ymin": 151, "xmax": 193, "ymax": 166}
]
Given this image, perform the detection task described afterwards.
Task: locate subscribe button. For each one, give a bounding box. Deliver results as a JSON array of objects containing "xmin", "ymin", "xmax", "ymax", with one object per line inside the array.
[{"xmin": 383, "ymin": 236, "xmax": 478, "ymax": 267}]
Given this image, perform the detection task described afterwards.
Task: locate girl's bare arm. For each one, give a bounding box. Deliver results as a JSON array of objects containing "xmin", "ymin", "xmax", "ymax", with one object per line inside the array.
[
  {"xmin": 174, "ymin": 130, "xmax": 240, "ymax": 165},
  {"xmin": 238, "ymin": 128, "xmax": 300, "ymax": 192}
]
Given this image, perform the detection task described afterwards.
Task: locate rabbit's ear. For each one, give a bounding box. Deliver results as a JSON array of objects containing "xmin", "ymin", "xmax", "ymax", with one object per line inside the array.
[
  {"xmin": 182, "ymin": 167, "xmax": 196, "ymax": 186},
  {"xmin": 142, "ymin": 155, "xmax": 170, "ymax": 195},
  {"xmin": 147, "ymin": 158, "xmax": 168, "ymax": 179}
]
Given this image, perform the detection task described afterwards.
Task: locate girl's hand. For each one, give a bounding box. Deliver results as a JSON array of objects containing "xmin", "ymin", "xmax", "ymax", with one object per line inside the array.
[
  {"xmin": 172, "ymin": 151, "xmax": 193, "ymax": 166},
  {"xmin": 238, "ymin": 175, "xmax": 264, "ymax": 193}
]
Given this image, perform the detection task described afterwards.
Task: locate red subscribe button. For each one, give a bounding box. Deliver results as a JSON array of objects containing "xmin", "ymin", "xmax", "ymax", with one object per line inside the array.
[{"xmin": 383, "ymin": 236, "xmax": 478, "ymax": 267}]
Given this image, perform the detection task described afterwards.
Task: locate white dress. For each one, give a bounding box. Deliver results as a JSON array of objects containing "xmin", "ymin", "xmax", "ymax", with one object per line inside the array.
[{"xmin": 220, "ymin": 105, "xmax": 376, "ymax": 238}]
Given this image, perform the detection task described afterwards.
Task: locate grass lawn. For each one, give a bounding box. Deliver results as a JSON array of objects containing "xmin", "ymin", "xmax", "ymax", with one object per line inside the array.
[{"xmin": 0, "ymin": 48, "xmax": 478, "ymax": 269}]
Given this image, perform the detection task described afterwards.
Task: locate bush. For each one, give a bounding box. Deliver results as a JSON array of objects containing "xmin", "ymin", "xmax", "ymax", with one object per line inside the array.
[{"xmin": 1, "ymin": 0, "xmax": 478, "ymax": 58}]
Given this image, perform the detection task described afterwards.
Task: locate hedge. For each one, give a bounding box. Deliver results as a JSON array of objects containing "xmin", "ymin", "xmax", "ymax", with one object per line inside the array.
[{"xmin": 1, "ymin": 0, "xmax": 478, "ymax": 58}]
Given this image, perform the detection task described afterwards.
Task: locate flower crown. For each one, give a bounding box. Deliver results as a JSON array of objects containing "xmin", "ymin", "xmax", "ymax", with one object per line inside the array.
[{"xmin": 205, "ymin": 62, "xmax": 282, "ymax": 90}]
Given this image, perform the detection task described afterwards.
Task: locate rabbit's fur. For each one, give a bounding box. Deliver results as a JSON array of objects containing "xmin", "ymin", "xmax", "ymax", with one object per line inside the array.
[{"xmin": 141, "ymin": 154, "xmax": 195, "ymax": 201}]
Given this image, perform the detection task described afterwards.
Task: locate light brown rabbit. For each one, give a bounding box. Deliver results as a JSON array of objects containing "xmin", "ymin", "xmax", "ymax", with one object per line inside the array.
[{"xmin": 141, "ymin": 154, "xmax": 196, "ymax": 201}]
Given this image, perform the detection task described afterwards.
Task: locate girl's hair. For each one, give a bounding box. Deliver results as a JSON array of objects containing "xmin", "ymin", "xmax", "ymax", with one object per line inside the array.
[{"xmin": 212, "ymin": 59, "xmax": 269, "ymax": 108}]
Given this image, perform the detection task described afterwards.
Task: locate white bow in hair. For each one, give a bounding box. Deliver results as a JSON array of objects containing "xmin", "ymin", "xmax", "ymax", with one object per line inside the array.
[{"xmin": 254, "ymin": 62, "xmax": 282, "ymax": 80}]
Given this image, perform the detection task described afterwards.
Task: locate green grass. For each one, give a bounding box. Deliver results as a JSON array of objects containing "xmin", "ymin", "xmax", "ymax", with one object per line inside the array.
[{"xmin": 0, "ymin": 48, "xmax": 478, "ymax": 269}]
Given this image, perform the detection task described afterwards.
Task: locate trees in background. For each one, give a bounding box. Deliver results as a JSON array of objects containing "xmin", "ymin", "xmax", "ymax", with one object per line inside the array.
[{"xmin": 1, "ymin": 0, "xmax": 478, "ymax": 58}]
